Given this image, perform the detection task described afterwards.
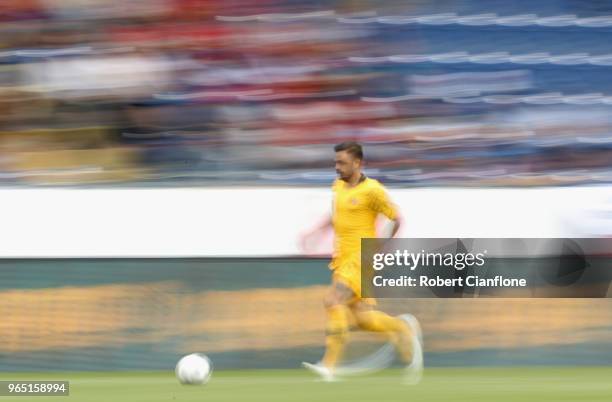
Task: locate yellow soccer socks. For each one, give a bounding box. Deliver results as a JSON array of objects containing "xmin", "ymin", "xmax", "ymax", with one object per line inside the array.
[{"xmin": 322, "ymin": 305, "xmax": 350, "ymax": 370}]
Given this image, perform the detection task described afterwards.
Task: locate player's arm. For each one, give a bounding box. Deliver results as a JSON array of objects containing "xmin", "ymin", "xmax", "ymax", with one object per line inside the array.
[
  {"xmin": 298, "ymin": 196, "xmax": 334, "ymax": 253},
  {"xmin": 310, "ymin": 196, "xmax": 334, "ymax": 233},
  {"xmin": 385, "ymin": 216, "xmax": 402, "ymax": 238},
  {"xmin": 313, "ymin": 214, "xmax": 333, "ymax": 231},
  {"xmin": 371, "ymin": 185, "xmax": 402, "ymax": 238}
]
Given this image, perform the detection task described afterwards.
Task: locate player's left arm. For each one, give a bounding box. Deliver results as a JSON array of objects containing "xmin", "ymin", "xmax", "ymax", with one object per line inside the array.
[
  {"xmin": 386, "ymin": 216, "xmax": 402, "ymax": 238},
  {"xmin": 370, "ymin": 185, "xmax": 402, "ymax": 238}
]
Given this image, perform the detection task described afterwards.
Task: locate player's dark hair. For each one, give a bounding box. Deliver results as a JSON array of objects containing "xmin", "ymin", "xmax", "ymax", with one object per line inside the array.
[{"xmin": 334, "ymin": 141, "xmax": 363, "ymax": 160}]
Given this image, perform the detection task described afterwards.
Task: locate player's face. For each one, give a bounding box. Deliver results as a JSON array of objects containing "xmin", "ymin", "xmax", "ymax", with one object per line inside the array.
[{"xmin": 335, "ymin": 151, "xmax": 361, "ymax": 181}]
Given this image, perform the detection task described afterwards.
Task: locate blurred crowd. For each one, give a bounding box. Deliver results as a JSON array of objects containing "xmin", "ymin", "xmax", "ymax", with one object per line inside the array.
[{"xmin": 1, "ymin": 0, "xmax": 612, "ymax": 186}]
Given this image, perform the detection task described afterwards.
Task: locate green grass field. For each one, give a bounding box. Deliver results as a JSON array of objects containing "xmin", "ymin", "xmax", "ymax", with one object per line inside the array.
[{"xmin": 1, "ymin": 367, "xmax": 610, "ymax": 402}]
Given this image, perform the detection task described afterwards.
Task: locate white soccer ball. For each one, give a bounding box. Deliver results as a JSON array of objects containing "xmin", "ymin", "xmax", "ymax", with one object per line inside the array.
[{"xmin": 175, "ymin": 353, "xmax": 213, "ymax": 385}]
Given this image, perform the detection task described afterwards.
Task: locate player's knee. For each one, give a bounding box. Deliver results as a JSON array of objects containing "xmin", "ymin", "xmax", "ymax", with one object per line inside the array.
[
  {"xmin": 353, "ymin": 310, "xmax": 371, "ymax": 328},
  {"xmin": 323, "ymin": 296, "xmax": 334, "ymax": 309},
  {"xmin": 323, "ymin": 292, "xmax": 341, "ymax": 309}
]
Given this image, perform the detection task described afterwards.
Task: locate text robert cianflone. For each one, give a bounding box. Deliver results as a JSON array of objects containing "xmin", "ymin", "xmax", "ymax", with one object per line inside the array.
[
  {"xmin": 372, "ymin": 275, "xmax": 527, "ymax": 288},
  {"xmin": 372, "ymin": 250, "xmax": 487, "ymax": 271}
]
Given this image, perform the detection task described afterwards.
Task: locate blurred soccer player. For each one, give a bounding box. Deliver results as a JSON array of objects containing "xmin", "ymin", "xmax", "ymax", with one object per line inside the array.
[{"xmin": 302, "ymin": 142, "xmax": 423, "ymax": 382}]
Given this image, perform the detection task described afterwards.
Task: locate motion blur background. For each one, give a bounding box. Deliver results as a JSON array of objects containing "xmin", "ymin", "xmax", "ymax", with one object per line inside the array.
[
  {"xmin": 0, "ymin": 0, "xmax": 610, "ymax": 375},
  {"xmin": 2, "ymin": 0, "xmax": 612, "ymax": 186}
]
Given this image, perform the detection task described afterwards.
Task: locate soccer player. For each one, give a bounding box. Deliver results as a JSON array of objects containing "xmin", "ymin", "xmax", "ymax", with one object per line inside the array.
[{"xmin": 301, "ymin": 141, "xmax": 423, "ymax": 382}]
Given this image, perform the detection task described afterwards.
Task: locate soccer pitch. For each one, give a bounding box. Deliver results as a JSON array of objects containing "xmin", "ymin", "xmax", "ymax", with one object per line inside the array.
[{"xmin": 2, "ymin": 367, "xmax": 610, "ymax": 402}]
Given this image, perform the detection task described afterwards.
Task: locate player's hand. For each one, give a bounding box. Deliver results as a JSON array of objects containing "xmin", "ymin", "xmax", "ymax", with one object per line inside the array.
[
  {"xmin": 299, "ymin": 229, "xmax": 327, "ymax": 254},
  {"xmin": 298, "ymin": 230, "xmax": 314, "ymax": 254},
  {"xmin": 298, "ymin": 215, "xmax": 333, "ymax": 255}
]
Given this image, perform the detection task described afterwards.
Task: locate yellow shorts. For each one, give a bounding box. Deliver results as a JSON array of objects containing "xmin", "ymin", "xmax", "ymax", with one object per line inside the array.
[{"xmin": 331, "ymin": 260, "xmax": 376, "ymax": 306}]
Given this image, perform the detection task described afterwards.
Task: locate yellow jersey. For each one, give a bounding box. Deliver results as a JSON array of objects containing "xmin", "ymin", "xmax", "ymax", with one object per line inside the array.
[{"xmin": 329, "ymin": 176, "xmax": 398, "ymax": 272}]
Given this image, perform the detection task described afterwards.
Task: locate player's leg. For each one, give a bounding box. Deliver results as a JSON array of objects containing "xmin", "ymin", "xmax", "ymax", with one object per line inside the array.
[
  {"xmin": 352, "ymin": 303, "xmax": 424, "ymax": 383},
  {"xmin": 303, "ymin": 278, "xmax": 355, "ymax": 381},
  {"xmin": 320, "ymin": 279, "xmax": 355, "ymax": 371},
  {"xmin": 351, "ymin": 301, "xmax": 413, "ymax": 364},
  {"xmin": 398, "ymin": 314, "xmax": 424, "ymax": 384}
]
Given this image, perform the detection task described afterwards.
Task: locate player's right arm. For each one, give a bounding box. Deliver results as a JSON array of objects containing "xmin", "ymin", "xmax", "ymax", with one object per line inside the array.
[
  {"xmin": 299, "ymin": 184, "xmax": 336, "ymax": 253},
  {"xmin": 299, "ymin": 212, "xmax": 332, "ymax": 253},
  {"xmin": 313, "ymin": 214, "xmax": 333, "ymax": 231}
]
